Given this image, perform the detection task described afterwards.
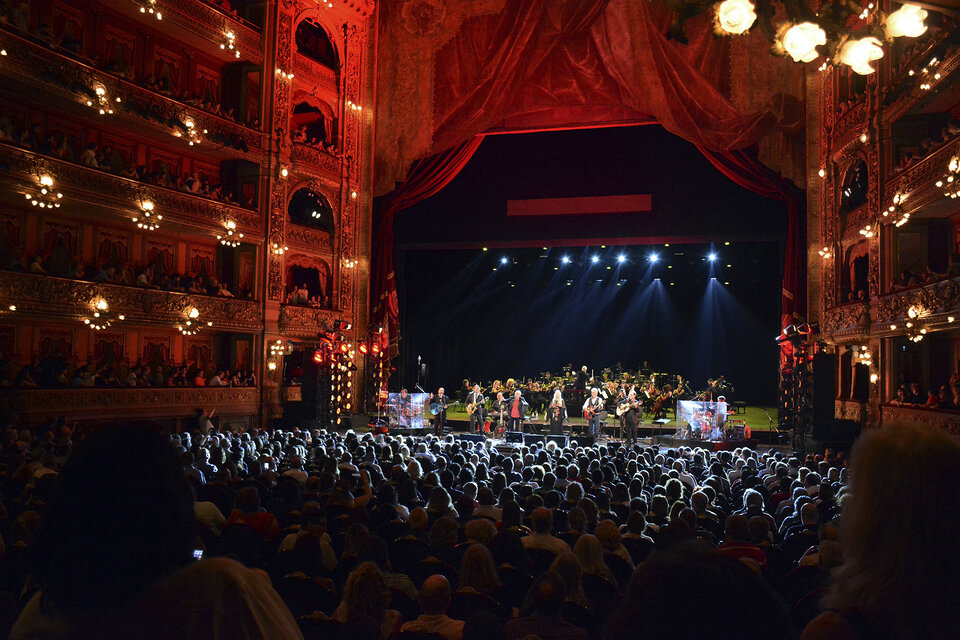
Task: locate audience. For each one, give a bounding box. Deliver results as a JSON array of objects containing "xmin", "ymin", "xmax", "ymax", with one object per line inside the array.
[{"xmin": 4, "ymin": 414, "xmax": 947, "ymax": 640}]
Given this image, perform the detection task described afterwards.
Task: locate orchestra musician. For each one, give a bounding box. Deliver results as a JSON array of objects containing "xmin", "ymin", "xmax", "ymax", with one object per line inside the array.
[
  {"xmin": 466, "ymin": 384, "xmax": 485, "ymax": 434},
  {"xmin": 507, "ymin": 388, "xmax": 529, "ymax": 433},
  {"xmin": 492, "ymin": 391, "xmax": 509, "ymax": 437},
  {"xmin": 619, "ymin": 389, "xmax": 641, "ymax": 445},
  {"xmin": 575, "ymin": 365, "xmax": 589, "ymax": 391},
  {"xmin": 430, "ymin": 387, "xmax": 449, "ymax": 437},
  {"xmin": 548, "ymin": 389, "xmax": 567, "ymax": 435},
  {"xmin": 398, "ymin": 388, "xmax": 412, "ymax": 426},
  {"xmin": 582, "ymin": 387, "xmax": 604, "ymax": 440}
]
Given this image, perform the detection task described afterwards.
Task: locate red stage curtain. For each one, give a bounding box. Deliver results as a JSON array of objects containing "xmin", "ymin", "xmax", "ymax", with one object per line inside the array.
[
  {"xmin": 372, "ymin": 136, "xmax": 486, "ymax": 353},
  {"xmin": 695, "ymin": 146, "xmax": 806, "ymax": 325}
]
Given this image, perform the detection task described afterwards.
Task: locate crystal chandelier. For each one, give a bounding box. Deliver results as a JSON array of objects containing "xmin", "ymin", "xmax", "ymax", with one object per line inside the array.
[{"xmin": 658, "ymin": 1, "xmax": 928, "ymax": 75}]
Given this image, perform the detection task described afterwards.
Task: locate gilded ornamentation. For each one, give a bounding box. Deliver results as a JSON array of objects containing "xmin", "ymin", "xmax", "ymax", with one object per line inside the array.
[
  {"xmin": 0, "ymin": 272, "xmax": 262, "ymax": 330},
  {"xmin": 872, "ymin": 277, "xmax": 960, "ymax": 325},
  {"xmin": 822, "ymin": 302, "xmax": 870, "ymax": 337},
  {"xmin": 12, "ymin": 387, "xmax": 259, "ymax": 420},
  {"xmin": 278, "ymin": 304, "xmax": 338, "ymax": 336},
  {"xmin": 881, "ymin": 404, "xmax": 960, "ymax": 437}
]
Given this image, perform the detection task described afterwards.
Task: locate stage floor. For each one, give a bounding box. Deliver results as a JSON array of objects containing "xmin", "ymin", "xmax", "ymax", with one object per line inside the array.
[{"xmin": 438, "ymin": 404, "xmax": 780, "ymax": 432}]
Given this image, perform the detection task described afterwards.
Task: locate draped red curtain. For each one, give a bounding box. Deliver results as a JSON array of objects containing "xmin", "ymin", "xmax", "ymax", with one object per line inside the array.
[
  {"xmin": 371, "ymin": 136, "xmax": 487, "ymax": 353},
  {"xmin": 695, "ymin": 145, "xmax": 806, "ymax": 326}
]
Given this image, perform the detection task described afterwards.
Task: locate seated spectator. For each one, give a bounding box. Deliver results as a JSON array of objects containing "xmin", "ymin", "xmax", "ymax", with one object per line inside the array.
[
  {"xmin": 225, "ymin": 486, "xmax": 280, "ymax": 540},
  {"xmin": 329, "ymin": 561, "xmax": 402, "ymax": 639},
  {"xmin": 803, "ymin": 424, "xmax": 960, "ymax": 640},
  {"xmin": 9, "ymin": 426, "xmax": 301, "ymax": 639},
  {"xmin": 504, "ymin": 571, "xmax": 589, "ymax": 640},
  {"xmin": 521, "ymin": 506, "xmax": 570, "ymax": 555},
  {"xmin": 717, "ymin": 514, "xmax": 767, "ymax": 568},
  {"xmin": 400, "ymin": 574, "xmax": 465, "ymax": 640}
]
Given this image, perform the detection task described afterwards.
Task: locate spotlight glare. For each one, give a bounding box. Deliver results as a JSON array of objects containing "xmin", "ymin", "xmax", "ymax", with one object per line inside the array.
[
  {"xmin": 591, "ymin": 255, "xmax": 599, "ymax": 264},
  {"xmin": 500, "ymin": 256, "xmax": 508, "ymax": 265},
  {"xmin": 708, "ymin": 253, "xmax": 718, "ymax": 261},
  {"xmin": 648, "ymin": 253, "xmax": 658, "ymax": 263},
  {"xmin": 617, "ymin": 254, "xmax": 626, "ymax": 263},
  {"xmin": 561, "ymin": 256, "xmax": 570, "ymax": 264}
]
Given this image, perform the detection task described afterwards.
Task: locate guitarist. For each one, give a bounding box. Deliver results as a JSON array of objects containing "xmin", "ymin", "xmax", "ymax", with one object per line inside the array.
[
  {"xmin": 619, "ymin": 389, "xmax": 642, "ymax": 445},
  {"xmin": 430, "ymin": 386, "xmax": 450, "ymax": 437},
  {"xmin": 582, "ymin": 387, "xmax": 603, "ymax": 440},
  {"xmin": 466, "ymin": 384, "xmax": 485, "ymax": 434}
]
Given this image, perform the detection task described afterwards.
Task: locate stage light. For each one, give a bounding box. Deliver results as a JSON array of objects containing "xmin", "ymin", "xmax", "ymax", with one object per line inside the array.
[
  {"xmin": 617, "ymin": 254, "xmax": 626, "ymax": 263},
  {"xmin": 591, "ymin": 255, "xmax": 599, "ymax": 264},
  {"xmin": 726, "ymin": 264, "xmax": 732, "ymax": 267},
  {"xmin": 708, "ymin": 253, "xmax": 717, "ymax": 261},
  {"xmin": 482, "ymin": 247, "xmax": 488, "ymax": 252},
  {"xmin": 561, "ymin": 256, "xmax": 570, "ymax": 264},
  {"xmin": 724, "ymin": 242, "xmax": 730, "ymax": 246},
  {"xmin": 724, "ymin": 281, "xmax": 730, "ymax": 285},
  {"xmin": 500, "ymin": 256, "xmax": 508, "ymax": 265},
  {"xmin": 648, "ymin": 253, "xmax": 658, "ymax": 263},
  {"xmin": 358, "ymin": 342, "xmax": 368, "ymax": 355},
  {"xmin": 313, "ymin": 350, "xmax": 325, "ymax": 364}
]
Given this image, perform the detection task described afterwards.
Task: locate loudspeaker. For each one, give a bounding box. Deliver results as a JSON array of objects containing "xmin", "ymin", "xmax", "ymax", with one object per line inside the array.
[
  {"xmin": 524, "ymin": 434, "xmax": 546, "ymax": 447},
  {"xmin": 457, "ymin": 433, "xmax": 485, "ymax": 444},
  {"xmin": 505, "ymin": 431, "xmax": 523, "ymax": 444},
  {"xmin": 569, "ymin": 435, "xmax": 595, "ymax": 448},
  {"xmin": 812, "ymin": 352, "xmax": 837, "ymax": 431},
  {"xmin": 815, "ymin": 419, "xmax": 861, "ymax": 453},
  {"xmin": 852, "ymin": 363, "xmax": 870, "ymax": 402},
  {"xmin": 545, "ymin": 434, "xmax": 568, "ymax": 448}
]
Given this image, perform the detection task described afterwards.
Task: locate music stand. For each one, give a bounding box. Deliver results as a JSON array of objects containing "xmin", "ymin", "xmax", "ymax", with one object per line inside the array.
[{"xmin": 654, "ymin": 418, "xmax": 670, "ymax": 437}]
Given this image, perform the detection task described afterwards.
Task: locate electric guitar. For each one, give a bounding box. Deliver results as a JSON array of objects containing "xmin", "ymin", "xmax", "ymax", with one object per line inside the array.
[
  {"xmin": 465, "ymin": 395, "xmax": 484, "ymax": 416},
  {"xmin": 583, "ymin": 404, "xmax": 601, "ymax": 420},
  {"xmin": 430, "ymin": 400, "xmax": 459, "ymax": 415}
]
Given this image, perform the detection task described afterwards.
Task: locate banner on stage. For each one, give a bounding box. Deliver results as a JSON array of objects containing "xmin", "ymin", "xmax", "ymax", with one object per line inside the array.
[{"xmin": 678, "ymin": 400, "xmax": 727, "ymax": 440}]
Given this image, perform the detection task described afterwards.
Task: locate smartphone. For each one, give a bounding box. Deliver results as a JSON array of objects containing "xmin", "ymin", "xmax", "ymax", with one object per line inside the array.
[{"xmin": 193, "ymin": 549, "xmax": 204, "ymax": 560}]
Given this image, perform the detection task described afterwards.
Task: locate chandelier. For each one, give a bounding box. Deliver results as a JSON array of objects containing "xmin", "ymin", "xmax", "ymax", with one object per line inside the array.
[
  {"xmin": 659, "ymin": 1, "xmax": 928, "ymax": 74},
  {"xmin": 178, "ymin": 307, "xmax": 212, "ymax": 336},
  {"xmin": 218, "ymin": 220, "xmax": 243, "ymax": 247},
  {"xmin": 133, "ymin": 197, "xmax": 161, "ymax": 231},
  {"xmin": 83, "ymin": 297, "xmax": 124, "ymax": 331},
  {"xmin": 25, "ymin": 174, "xmax": 62, "ymax": 208}
]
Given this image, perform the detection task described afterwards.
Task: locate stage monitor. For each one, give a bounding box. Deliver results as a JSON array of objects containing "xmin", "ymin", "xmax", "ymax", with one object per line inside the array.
[
  {"xmin": 505, "ymin": 431, "xmax": 523, "ymax": 443},
  {"xmin": 386, "ymin": 392, "xmax": 430, "ymax": 428},
  {"xmin": 524, "ymin": 434, "xmax": 545, "ymax": 447},
  {"xmin": 545, "ymin": 434, "xmax": 568, "ymax": 448}
]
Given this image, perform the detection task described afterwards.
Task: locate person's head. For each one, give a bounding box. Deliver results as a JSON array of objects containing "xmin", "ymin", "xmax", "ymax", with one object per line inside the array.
[
  {"xmin": 33, "ymin": 426, "xmax": 195, "ymax": 614},
  {"xmin": 234, "ymin": 486, "xmax": 261, "ymax": 513},
  {"xmin": 514, "ymin": 389, "xmax": 521, "ymax": 398},
  {"xmin": 464, "ymin": 518, "xmax": 497, "ymax": 547},
  {"xmin": 594, "ymin": 519, "xmax": 622, "ymax": 553},
  {"xmin": 724, "ymin": 514, "xmax": 749, "ymax": 543},
  {"xmin": 341, "ymin": 562, "xmax": 390, "ymax": 624},
  {"xmin": 573, "ymin": 534, "xmax": 606, "ymax": 574},
  {"xmin": 799, "ymin": 501, "xmax": 819, "ymax": 526},
  {"xmin": 419, "ymin": 574, "xmax": 452, "ymax": 615},
  {"xmin": 825, "ymin": 423, "xmax": 960, "ymax": 635},
  {"xmin": 605, "ymin": 544, "xmax": 792, "ymax": 640},
  {"xmin": 438, "ymin": 386, "xmax": 444, "ymax": 396},
  {"xmin": 428, "ymin": 516, "xmax": 459, "ymax": 550},
  {"xmin": 531, "ymin": 507, "xmax": 554, "ymax": 535},
  {"xmin": 525, "ymin": 571, "xmax": 566, "ymax": 618},
  {"xmin": 459, "ymin": 543, "xmax": 500, "ymax": 594},
  {"xmin": 550, "ymin": 551, "xmax": 585, "ymax": 601},
  {"xmin": 591, "ymin": 388, "xmax": 598, "ymax": 397}
]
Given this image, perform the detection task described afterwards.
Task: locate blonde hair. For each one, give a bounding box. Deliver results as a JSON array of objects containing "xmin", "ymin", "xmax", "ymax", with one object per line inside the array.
[
  {"xmin": 341, "ymin": 562, "xmax": 390, "ymax": 625},
  {"xmin": 459, "ymin": 543, "xmax": 501, "ymax": 595},
  {"xmin": 824, "ymin": 424, "xmax": 960, "ymax": 637},
  {"xmin": 573, "ymin": 534, "xmax": 615, "ymax": 584}
]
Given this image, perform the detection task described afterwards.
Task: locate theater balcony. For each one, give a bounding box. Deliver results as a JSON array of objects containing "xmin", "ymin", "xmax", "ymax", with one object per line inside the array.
[
  {"xmin": 0, "ymin": 272, "xmax": 262, "ymax": 332},
  {"xmin": 0, "ymin": 144, "xmax": 263, "ymax": 235},
  {"xmin": 278, "ymin": 304, "xmax": 339, "ymax": 338},
  {"xmin": 10, "ymin": 385, "xmax": 259, "ymax": 426},
  {"xmin": 880, "ymin": 403, "xmax": 960, "ymax": 436},
  {"xmin": 871, "ymin": 276, "xmax": 960, "ymax": 336}
]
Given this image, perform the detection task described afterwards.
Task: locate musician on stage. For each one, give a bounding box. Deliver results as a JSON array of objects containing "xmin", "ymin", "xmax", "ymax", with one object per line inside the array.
[
  {"xmin": 575, "ymin": 365, "xmax": 589, "ymax": 391},
  {"xmin": 582, "ymin": 387, "xmax": 604, "ymax": 440},
  {"xmin": 430, "ymin": 387, "xmax": 449, "ymax": 437},
  {"xmin": 620, "ymin": 389, "xmax": 641, "ymax": 445},
  {"xmin": 548, "ymin": 389, "xmax": 567, "ymax": 435},
  {"xmin": 398, "ymin": 388, "xmax": 413, "ymax": 426},
  {"xmin": 492, "ymin": 391, "xmax": 509, "ymax": 437},
  {"xmin": 507, "ymin": 388, "xmax": 529, "ymax": 433},
  {"xmin": 466, "ymin": 384, "xmax": 485, "ymax": 434}
]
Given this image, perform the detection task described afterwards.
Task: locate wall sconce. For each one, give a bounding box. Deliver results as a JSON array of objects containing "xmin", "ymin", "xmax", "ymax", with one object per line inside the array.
[
  {"xmin": 276, "ymin": 68, "xmax": 294, "ymax": 80},
  {"xmin": 221, "ymin": 31, "xmax": 240, "ymax": 58},
  {"xmin": 272, "ymin": 243, "xmax": 288, "ymax": 256},
  {"xmin": 817, "ymin": 246, "xmax": 832, "ymax": 259}
]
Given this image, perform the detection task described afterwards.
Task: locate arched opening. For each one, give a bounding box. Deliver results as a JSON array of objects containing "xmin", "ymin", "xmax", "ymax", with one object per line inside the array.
[
  {"xmin": 285, "ymin": 261, "xmax": 331, "ymax": 307},
  {"xmin": 292, "ymin": 98, "xmax": 336, "ymax": 150},
  {"xmin": 295, "ymin": 19, "xmax": 339, "ymax": 69},
  {"xmin": 842, "ymin": 242, "xmax": 870, "ymax": 303},
  {"xmin": 839, "ymin": 160, "xmax": 868, "ymax": 218},
  {"xmin": 288, "ymin": 187, "xmax": 334, "ymax": 233}
]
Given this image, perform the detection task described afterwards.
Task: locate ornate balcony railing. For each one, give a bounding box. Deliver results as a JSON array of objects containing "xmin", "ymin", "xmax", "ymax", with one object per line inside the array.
[
  {"xmin": 0, "ymin": 28, "xmax": 264, "ymax": 156},
  {"xmin": 0, "ymin": 143, "xmax": 262, "ymax": 236},
  {"xmin": 821, "ymin": 302, "xmax": 870, "ymax": 342},
  {"xmin": 9, "ymin": 386, "xmax": 259, "ymax": 423},
  {"xmin": 881, "ymin": 403, "xmax": 960, "ymax": 437},
  {"xmin": 0, "ymin": 272, "xmax": 262, "ymax": 332},
  {"xmin": 883, "ymin": 134, "xmax": 960, "ymax": 206},
  {"xmin": 293, "ymin": 53, "xmax": 339, "ymax": 96},
  {"xmin": 278, "ymin": 304, "xmax": 340, "ymax": 338},
  {"xmin": 872, "ymin": 276, "xmax": 960, "ymax": 329}
]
